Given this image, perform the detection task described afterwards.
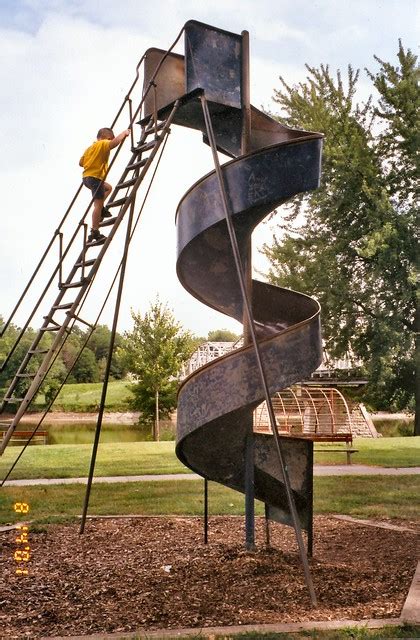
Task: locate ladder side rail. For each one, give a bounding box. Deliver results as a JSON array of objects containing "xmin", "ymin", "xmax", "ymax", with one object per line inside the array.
[
  {"xmin": 1, "ymin": 260, "xmax": 124, "ymax": 467},
  {"xmin": 1, "ymin": 27, "xmax": 183, "ymax": 358},
  {"xmin": 92, "ymin": 102, "xmax": 180, "ymax": 262},
  {"xmin": 0, "ymin": 103, "xmax": 179, "ymax": 444},
  {"xmin": 0, "ymin": 309, "xmax": 64, "ymax": 411},
  {"xmin": 0, "ymin": 140, "xmax": 143, "ymax": 411},
  {"xmin": 1, "ymin": 119, "xmax": 172, "ymax": 454},
  {"xmin": 0, "ymin": 230, "xmax": 63, "ymax": 338},
  {"xmin": 0, "ymin": 122, "xmax": 132, "ymax": 376},
  {"xmin": 0, "ymin": 60, "xmax": 146, "ymax": 351},
  {"xmin": 1, "ymin": 137, "xmax": 165, "ymax": 465},
  {"xmin": 1, "ymin": 320, "xmax": 78, "ymax": 447},
  {"xmin": 0, "ymin": 238, "xmax": 95, "ymax": 409},
  {"xmin": 0, "ymin": 237, "xmax": 100, "ymax": 412},
  {"xmin": 95, "ymin": 111, "xmax": 165, "ymax": 215}
]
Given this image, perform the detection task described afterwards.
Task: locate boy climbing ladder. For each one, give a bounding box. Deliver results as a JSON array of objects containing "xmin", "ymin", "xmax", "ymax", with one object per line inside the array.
[{"xmin": 80, "ymin": 127, "xmax": 130, "ymax": 244}]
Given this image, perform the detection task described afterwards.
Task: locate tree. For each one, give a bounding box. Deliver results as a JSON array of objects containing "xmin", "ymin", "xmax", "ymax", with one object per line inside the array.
[
  {"xmin": 71, "ymin": 348, "xmax": 100, "ymax": 383},
  {"xmin": 366, "ymin": 43, "xmax": 419, "ymax": 434},
  {"xmin": 262, "ymin": 42, "xmax": 418, "ymax": 433},
  {"xmin": 123, "ymin": 298, "xmax": 197, "ymax": 440},
  {"xmin": 87, "ymin": 324, "xmax": 127, "ymax": 380},
  {"xmin": 207, "ymin": 329, "xmax": 241, "ymax": 342}
]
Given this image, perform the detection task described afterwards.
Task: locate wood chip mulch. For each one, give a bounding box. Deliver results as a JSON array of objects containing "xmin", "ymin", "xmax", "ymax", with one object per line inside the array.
[{"xmin": 1, "ymin": 515, "xmax": 419, "ymax": 639}]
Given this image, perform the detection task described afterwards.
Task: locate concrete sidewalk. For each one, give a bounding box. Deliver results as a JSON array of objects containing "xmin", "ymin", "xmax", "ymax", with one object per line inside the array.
[{"xmin": 3, "ymin": 465, "xmax": 420, "ymax": 486}]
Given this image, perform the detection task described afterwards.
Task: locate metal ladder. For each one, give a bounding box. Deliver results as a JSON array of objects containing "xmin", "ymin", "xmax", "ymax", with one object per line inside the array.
[{"xmin": 0, "ymin": 100, "xmax": 180, "ymax": 454}]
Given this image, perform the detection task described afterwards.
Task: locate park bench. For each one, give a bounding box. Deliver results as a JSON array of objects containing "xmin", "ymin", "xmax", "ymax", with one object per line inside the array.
[
  {"xmin": 299, "ymin": 434, "xmax": 358, "ymax": 465},
  {"xmin": 0, "ymin": 428, "xmax": 47, "ymax": 446}
]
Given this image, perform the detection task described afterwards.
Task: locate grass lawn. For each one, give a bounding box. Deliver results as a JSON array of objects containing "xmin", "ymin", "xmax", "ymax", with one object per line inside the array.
[
  {"xmin": 0, "ymin": 441, "xmax": 188, "ymax": 481},
  {"xmin": 314, "ymin": 436, "xmax": 420, "ymax": 467},
  {"xmin": 33, "ymin": 380, "xmax": 133, "ymax": 412},
  {"xmin": 1, "ymin": 437, "xmax": 419, "ymax": 482},
  {"xmin": 1, "ymin": 474, "xmax": 419, "ymax": 525}
]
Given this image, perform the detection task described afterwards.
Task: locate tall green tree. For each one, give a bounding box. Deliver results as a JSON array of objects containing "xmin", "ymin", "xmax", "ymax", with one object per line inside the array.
[
  {"xmin": 262, "ymin": 42, "xmax": 418, "ymax": 433},
  {"xmin": 123, "ymin": 298, "xmax": 197, "ymax": 440}
]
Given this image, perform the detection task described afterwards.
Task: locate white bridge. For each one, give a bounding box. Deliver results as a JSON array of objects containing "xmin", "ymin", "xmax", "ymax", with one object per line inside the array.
[{"xmin": 181, "ymin": 341, "xmax": 363, "ymax": 380}]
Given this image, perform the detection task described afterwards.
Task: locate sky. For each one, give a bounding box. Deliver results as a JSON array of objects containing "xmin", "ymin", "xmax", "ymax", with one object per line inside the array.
[{"xmin": 0, "ymin": 0, "xmax": 418, "ymax": 339}]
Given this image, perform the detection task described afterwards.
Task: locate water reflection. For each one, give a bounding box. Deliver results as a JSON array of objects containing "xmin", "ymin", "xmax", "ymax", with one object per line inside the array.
[{"xmin": 18, "ymin": 421, "xmax": 176, "ymax": 445}]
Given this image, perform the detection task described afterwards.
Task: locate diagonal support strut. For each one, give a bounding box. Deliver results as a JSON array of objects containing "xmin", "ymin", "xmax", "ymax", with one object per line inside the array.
[{"xmin": 200, "ymin": 94, "xmax": 317, "ymax": 607}]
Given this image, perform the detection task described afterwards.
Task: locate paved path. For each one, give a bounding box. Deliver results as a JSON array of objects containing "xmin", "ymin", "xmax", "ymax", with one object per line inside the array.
[{"xmin": 3, "ymin": 465, "xmax": 420, "ymax": 486}]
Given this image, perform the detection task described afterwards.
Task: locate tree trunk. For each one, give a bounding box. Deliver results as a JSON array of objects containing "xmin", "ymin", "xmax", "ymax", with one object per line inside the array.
[
  {"xmin": 154, "ymin": 388, "xmax": 160, "ymax": 442},
  {"xmin": 415, "ymin": 302, "xmax": 420, "ymax": 436}
]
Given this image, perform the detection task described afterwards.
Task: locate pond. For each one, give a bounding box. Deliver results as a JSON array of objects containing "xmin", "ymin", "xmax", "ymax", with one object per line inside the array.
[
  {"xmin": 12, "ymin": 416, "xmax": 414, "ymax": 445},
  {"xmin": 17, "ymin": 420, "xmax": 176, "ymax": 445}
]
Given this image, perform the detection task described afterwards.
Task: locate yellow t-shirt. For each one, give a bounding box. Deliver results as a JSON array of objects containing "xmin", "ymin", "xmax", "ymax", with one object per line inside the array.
[{"xmin": 80, "ymin": 139, "xmax": 111, "ymax": 180}]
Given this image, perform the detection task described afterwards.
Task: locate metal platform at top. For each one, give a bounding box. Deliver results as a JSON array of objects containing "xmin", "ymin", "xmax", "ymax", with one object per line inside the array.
[{"xmin": 139, "ymin": 21, "xmax": 315, "ymax": 158}]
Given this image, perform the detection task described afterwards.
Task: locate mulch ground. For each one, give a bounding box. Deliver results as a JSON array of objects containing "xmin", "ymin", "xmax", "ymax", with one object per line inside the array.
[{"xmin": 1, "ymin": 515, "xmax": 419, "ymax": 639}]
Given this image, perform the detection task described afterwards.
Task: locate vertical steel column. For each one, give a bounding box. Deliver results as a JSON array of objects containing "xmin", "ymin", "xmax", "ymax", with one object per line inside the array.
[
  {"xmin": 244, "ymin": 427, "xmax": 255, "ymax": 550},
  {"xmin": 200, "ymin": 94, "xmax": 317, "ymax": 606},
  {"xmin": 241, "ymin": 31, "xmax": 251, "ymax": 158},
  {"xmin": 307, "ymin": 442, "xmax": 314, "ymax": 557},
  {"xmin": 204, "ymin": 478, "xmax": 209, "ymax": 544},
  {"xmin": 241, "ymin": 29, "xmax": 255, "ymax": 552},
  {"xmin": 264, "ymin": 503, "xmax": 271, "ymax": 547}
]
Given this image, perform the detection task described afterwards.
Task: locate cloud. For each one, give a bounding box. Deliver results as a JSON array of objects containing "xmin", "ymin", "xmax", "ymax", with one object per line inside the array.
[
  {"xmin": 0, "ymin": 11, "xmax": 244, "ymax": 335},
  {"xmin": 0, "ymin": 1, "xmax": 417, "ymax": 336}
]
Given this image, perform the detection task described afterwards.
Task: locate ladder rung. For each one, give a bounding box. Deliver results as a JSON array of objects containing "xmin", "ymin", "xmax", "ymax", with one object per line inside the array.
[
  {"xmin": 132, "ymin": 139, "xmax": 158, "ymax": 153},
  {"xmin": 107, "ymin": 197, "xmax": 128, "ymax": 209},
  {"xmin": 16, "ymin": 373, "xmax": 35, "ymax": 378},
  {"xmin": 29, "ymin": 349, "xmax": 49, "ymax": 355},
  {"xmin": 3, "ymin": 397, "xmax": 25, "ymax": 403},
  {"xmin": 99, "ymin": 217, "xmax": 117, "ymax": 228},
  {"xmin": 40, "ymin": 325, "xmax": 61, "ymax": 332},
  {"xmin": 52, "ymin": 302, "xmax": 74, "ymax": 310},
  {"xmin": 75, "ymin": 259, "xmax": 96, "ymax": 268},
  {"xmin": 43, "ymin": 317, "xmax": 60, "ymax": 326},
  {"xmin": 115, "ymin": 176, "xmax": 137, "ymax": 190},
  {"xmin": 144, "ymin": 120, "xmax": 167, "ymax": 134},
  {"xmin": 127, "ymin": 158, "xmax": 147, "ymax": 171},
  {"xmin": 0, "ymin": 421, "xmax": 12, "ymax": 427},
  {"xmin": 60, "ymin": 280, "xmax": 86, "ymax": 289}
]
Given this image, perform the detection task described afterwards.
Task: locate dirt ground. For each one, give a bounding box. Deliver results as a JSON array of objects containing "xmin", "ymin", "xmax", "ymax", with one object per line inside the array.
[{"xmin": 1, "ymin": 515, "xmax": 419, "ymax": 639}]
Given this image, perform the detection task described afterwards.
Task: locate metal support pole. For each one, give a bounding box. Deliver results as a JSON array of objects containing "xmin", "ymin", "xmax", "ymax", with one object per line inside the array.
[
  {"xmin": 264, "ymin": 503, "xmax": 271, "ymax": 547},
  {"xmin": 200, "ymin": 94, "xmax": 317, "ymax": 607},
  {"xmin": 58, "ymin": 232, "xmax": 63, "ymax": 287},
  {"xmin": 241, "ymin": 30, "xmax": 251, "ymax": 157},
  {"xmin": 307, "ymin": 442, "xmax": 314, "ymax": 557},
  {"xmin": 204, "ymin": 478, "xmax": 209, "ymax": 544},
  {"xmin": 79, "ymin": 199, "xmax": 136, "ymax": 534},
  {"xmin": 240, "ymin": 29, "xmax": 255, "ymax": 550},
  {"xmin": 244, "ymin": 419, "xmax": 255, "ymax": 551}
]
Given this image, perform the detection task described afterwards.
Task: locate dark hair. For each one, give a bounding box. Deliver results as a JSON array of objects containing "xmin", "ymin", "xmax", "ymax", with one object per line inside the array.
[{"xmin": 97, "ymin": 127, "xmax": 114, "ymax": 139}]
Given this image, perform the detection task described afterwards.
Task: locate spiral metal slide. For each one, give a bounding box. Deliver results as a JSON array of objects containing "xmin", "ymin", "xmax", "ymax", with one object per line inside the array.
[
  {"xmin": 143, "ymin": 21, "xmax": 323, "ymax": 533},
  {"xmin": 176, "ymin": 131, "xmax": 323, "ymax": 531}
]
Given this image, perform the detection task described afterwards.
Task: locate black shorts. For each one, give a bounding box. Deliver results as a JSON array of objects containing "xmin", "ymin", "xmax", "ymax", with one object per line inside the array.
[{"xmin": 83, "ymin": 176, "xmax": 105, "ymax": 200}]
